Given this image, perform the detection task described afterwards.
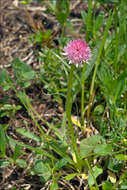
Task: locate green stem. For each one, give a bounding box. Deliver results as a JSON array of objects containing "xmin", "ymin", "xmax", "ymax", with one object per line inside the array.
[
  {"xmin": 87, "ymin": 10, "xmax": 114, "ymax": 120},
  {"xmin": 61, "ymin": 23, "xmax": 65, "ymax": 39},
  {"xmin": 65, "ymin": 64, "xmax": 81, "ymax": 170},
  {"xmin": 81, "ymin": 62, "xmax": 86, "ymax": 129},
  {"xmin": 85, "ymin": 159, "xmax": 99, "ymax": 190}
]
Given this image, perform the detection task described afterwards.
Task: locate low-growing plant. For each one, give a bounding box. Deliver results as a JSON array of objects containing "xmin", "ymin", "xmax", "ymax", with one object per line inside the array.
[{"xmin": 0, "ymin": 0, "xmax": 127, "ymax": 189}]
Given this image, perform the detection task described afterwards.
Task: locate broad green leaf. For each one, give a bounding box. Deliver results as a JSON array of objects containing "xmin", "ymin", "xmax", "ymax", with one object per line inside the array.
[
  {"xmin": 34, "ymin": 160, "xmax": 51, "ymax": 181},
  {"xmin": 0, "ymin": 125, "xmax": 7, "ymax": 156},
  {"xmin": 94, "ymin": 144, "xmax": 112, "ymax": 156},
  {"xmin": 88, "ymin": 165, "xmax": 103, "ymax": 187},
  {"xmin": 107, "ymin": 157, "xmax": 123, "ymax": 172},
  {"xmin": 16, "ymin": 128, "xmax": 41, "ymax": 142},
  {"xmin": 2, "ymin": 104, "xmax": 14, "ymax": 110},
  {"xmin": 0, "ymin": 160, "xmax": 10, "ymax": 168},
  {"xmin": 94, "ymin": 105, "xmax": 104, "ymax": 115},
  {"xmin": 54, "ymin": 157, "xmax": 69, "ymax": 171},
  {"xmin": 64, "ymin": 173, "xmax": 77, "ymax": 180},
  {"xmin": 80, "ymin": 135, "xmax": 102, "ymax": 158},
  {"xmin": 22, "ymin": 71, "xmax": 35, "ymax": 80},
  {"xmin": 16, "ymin": 159, "xmax": 27, "ymax": 168},
  {"xmin": 115, "ymin": 154, "xmax": 127, "ymax": 161},
  {"xmin": 0, "ymin": 70, "xmax": 12, "ymax": 91},
  {"xmin": 102, "ymin": 181, "xmax": 113, "ymax": 190},
  {"xmin": 11, "ymin": 58, "xmax": 35, "ymax": 88}
]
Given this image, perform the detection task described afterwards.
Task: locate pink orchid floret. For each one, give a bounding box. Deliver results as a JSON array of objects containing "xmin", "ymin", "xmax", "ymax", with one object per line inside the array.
[{"xmin": 64, "ymin": 39, "xmax": 91, "ymax": 66}]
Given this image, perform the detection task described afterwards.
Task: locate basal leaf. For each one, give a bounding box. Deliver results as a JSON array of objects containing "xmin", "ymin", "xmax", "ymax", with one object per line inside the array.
[
  {"xmin": 11, "ymin": 58, "xmax": 35, "ymax": 88},
  {"xmin": 0, "ymin": 70, "xmax": 12, "ymax": 91},
  {"xmin": 16, "ymin": 159, "xmax": 27, "ymax": 168},
  {"xmin": 54, "ymin": 157, "xmax": 69, "ymax": 171},
  {"xmin": 88, "ymin": 165, "xmax": 103, "ymax": 187},
  {"xmin": 80, "ymin": 135, "xmax": 102, "ymax": 158},
  {"xmin": 94, "ymin": 144, "xmax": 112, "ymax": 156},
  {"xmin": 0, "ymin": 160, "xmax": 10, "ymax": 168},
  {"xmin": 64, "ymin": 173, "xmax": 77, "ymax": 180},
  {"xmin": 34, "ymin": 160, "xmax": 51, "ymax": 181},
  {"xmin": 16, "ymin": 128, "xmax": 41, "ymax": 142}
]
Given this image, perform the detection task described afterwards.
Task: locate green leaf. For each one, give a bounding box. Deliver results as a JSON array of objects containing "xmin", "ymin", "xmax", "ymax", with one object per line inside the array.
[
  {"xmin": 81, "ymin": 11, "xmax": 87, "ymax": 24},
  {"xmin": 94, "ymin": 105, "xmax": 104, "ymax": 115},
  {"xmin": 94, "ymin": 12, "xmax": 104, "ymax": 32},
  {"xmin": 34, "ymin": 160, "xmax": 51, "ymax": 181},
  {"xmin": 90, "ymin": 187, "xmax": 97, "ymax": 190},
  {"xmin": 16, "ymin": 159, "xmax": 27, "ymax": 168},
  {"xmin": 0, "ymin": 125, "xmax": 7, "ymax": 156},
  {"xmin": 16, "ymin": 128, "xmax": 41, "ymax": 142},
  {"xmin": 98, "ymin": 63, "xmax": 127, "ymax": 103},
  {"xmin": 102, "ymin": 181, "xmax": 113, "ymax": 190},
  {"xmin": 0, "ymin": 160, "xmax": 10, "ymax": 168},
  {"xmin": 8, "ymin": 136, "xmax": 56, "ymax": 160},
  {"xmin": 22, "ymin": 71, "xmax": 35, "ymax": 80},
  {"xmin": 13, "ymin": 145, "xmax": 22, "ymax": 161},
  {"xmin": 2, "ymin": 104, "xmax": 13, "ymax": 110},
  {"xmin": 112, "ymin": 70, "xmax": 127, "ymax": 103},
  {"xmin": 0, "ymin": 70, "xmax": 12, "ymax": 91},
  {"xmin": 80, "ymin": 135, "xmax": 102, "ymax": 158},
  {"xmin": 98, "ymin": 0, "xmax": 119, "ymax": 4},
  {"xmin": 50, "ymin": 180, "xmax": 59, "ymax": 190},
  {"xmin": 16, "ymin": 91, "xmax": 27, "ymax": 105},
  {"xmin": 56, "ymin": 0, "xmax": 69, "ymax": 25},
  {"xmin": 64, "ymin": 173, "xmax": 77, "ymax": 180},
  {"xmin": 94, "ymin": 144, "xmax": 112, "ymax": 156},
  {"xmin": 11, "ymin": 58, "xmax": 35, "ymax": 88},
  {"xmin": 107, "ymin": 157, "xmax": 123, "ymax": 172},
  {"xmin": 119, "ymin": 182, "xmax": 127, "ymax": 190},
  {"xmin": 54, "ymin": 157, "xmax": 69, "ymax": 171},
  {"xmin": 88, "ymin": 165, "xmax": 103, "ymax": 187},
  {"xmin": 115, "ymin": 154, "xmax": 127, "ymax": 161}
]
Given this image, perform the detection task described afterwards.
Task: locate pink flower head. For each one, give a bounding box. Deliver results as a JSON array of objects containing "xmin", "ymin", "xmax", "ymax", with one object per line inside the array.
[{"xmin": 64, "ymin": 39, "xmax": 91, "ymax": 66}]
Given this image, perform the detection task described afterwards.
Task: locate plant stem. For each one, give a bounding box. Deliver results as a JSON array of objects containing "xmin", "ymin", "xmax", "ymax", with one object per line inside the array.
[
  {"xmin": 85, "ymin": 159, "xmax": 99, "ymax": 190},
  {"xmin": 65, "ymin": 64, "xmax": 81, "ymax": 170},
  {"xmin": 87, "ymin": 10, "xmax": 114, "ymax": 120},
  {"xmin": 81, "ymin": 62, "xmax": 86, "ymax": 130}
]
